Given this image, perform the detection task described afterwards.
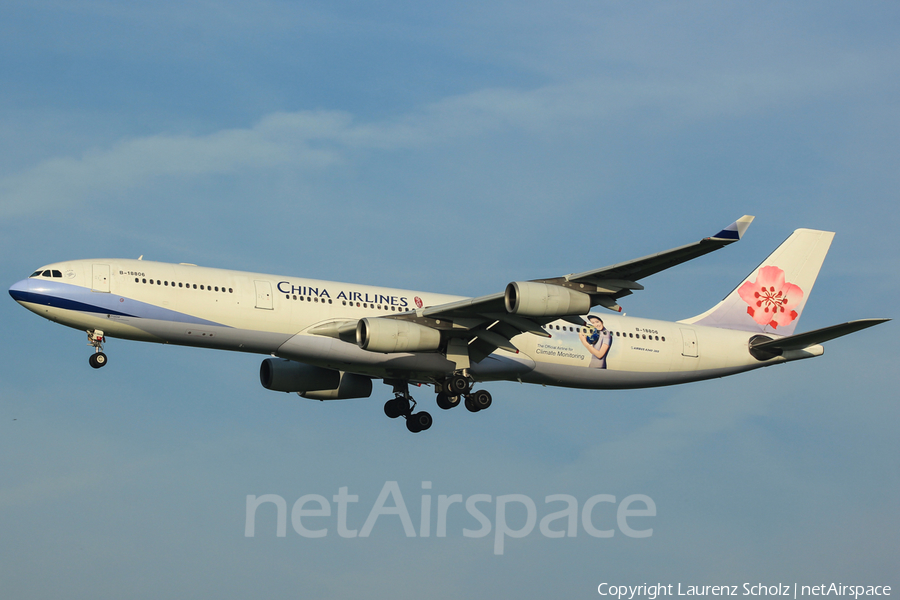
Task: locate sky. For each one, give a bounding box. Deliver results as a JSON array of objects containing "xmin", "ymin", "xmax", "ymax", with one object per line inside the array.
[{"xmin": 1, "ymin": 1, "xmax": 898, "ymax": 598}]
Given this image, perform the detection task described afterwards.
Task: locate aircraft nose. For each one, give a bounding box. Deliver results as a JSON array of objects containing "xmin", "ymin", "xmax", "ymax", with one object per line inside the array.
[{"xmin": 9, "ymin": 279, "xmax": 34, "ymax": 304}]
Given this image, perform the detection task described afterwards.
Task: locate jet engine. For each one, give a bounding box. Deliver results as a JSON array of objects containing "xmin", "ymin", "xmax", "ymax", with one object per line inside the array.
[
  {"xmin": 301, "ymin": 372, "xmax": 373, "ymax": 400},
  {"xmin": 504, "ymin": 281, "xmax": 592, "ymax": 317},
  {"xmin": 356, "ymin": 317, "xmax": 442, "ymax": 353},
  {"xmin": 260, "ymin": 358, "xmax": 340, "ymax": 393}
]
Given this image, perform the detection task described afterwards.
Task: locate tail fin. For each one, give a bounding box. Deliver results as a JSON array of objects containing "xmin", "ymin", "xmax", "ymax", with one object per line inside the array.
[{"xmin": 680, "ymin": 228, "xmax": 835, "ymax": 336}]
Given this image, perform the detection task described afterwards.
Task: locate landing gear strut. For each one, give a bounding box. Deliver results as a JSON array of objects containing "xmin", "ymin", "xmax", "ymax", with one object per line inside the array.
[
  {"xmin": 87, "ymin": 330, "xmax": 108, "ymax": 369},
  {"xmin": 383, "ymin": 381, "xmax": 432, "ymax": 433}
]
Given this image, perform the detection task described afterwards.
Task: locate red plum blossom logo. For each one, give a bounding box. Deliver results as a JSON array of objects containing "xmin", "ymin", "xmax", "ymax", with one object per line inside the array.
[
  {"xmin": 738, "ymin": 266, "xmax": 803, "ymax": 329},
  {"xmin": 414, "ymin": 296, "xmax": 424, "ymax": 309}
]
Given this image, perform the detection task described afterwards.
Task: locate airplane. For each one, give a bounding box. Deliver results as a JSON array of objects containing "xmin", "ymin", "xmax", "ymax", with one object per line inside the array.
[{"xmin": 8, "ymin": 216, "xmax": 888, "ymax": 433}]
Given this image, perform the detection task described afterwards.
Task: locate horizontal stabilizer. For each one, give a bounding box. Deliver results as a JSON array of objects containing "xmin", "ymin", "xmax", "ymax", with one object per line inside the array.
[{"xmin": 751, "ymin": 318, "xmax": 889, "ymax": 354}]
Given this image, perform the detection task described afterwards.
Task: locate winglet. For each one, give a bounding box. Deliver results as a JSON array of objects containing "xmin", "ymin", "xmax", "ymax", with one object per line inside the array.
[{"xmin": 711, "ymin": 215, "xmax": 754, "ymax": 241}]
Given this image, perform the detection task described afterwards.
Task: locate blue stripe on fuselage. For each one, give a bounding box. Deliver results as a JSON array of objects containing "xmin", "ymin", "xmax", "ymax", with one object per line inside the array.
[{"xmin": 9, "ymin": 279, "xmax": 229, "ymax": 328}]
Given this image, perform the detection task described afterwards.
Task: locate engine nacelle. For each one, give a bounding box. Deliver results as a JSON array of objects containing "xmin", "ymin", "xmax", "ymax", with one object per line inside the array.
[
  {"xmin": 504, "ymin": 281, "xmax": 592, "ymax": 317},
  {"xmin": 356, "ymin": 317, "xmax": 442, "ymax": 353},
  {"xmin": 301, "ymin": 373, "xmax": 373, "ymax": 400},
  {"xmin": 260, "ymin": 358, "xmax": 340, "ymax": 392}
]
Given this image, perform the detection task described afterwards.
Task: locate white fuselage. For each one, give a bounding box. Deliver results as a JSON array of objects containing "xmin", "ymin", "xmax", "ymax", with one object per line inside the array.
[{"xmin": 10, "ymin": 258, "xmax": 812, "ymax": 390}]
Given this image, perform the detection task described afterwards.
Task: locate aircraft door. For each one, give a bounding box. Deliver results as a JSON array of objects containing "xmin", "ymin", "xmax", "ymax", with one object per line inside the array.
[
  {"xmin": 680, "ymin": 328, "xmax": 698, "ymax": 357},
  {"xmin": 92, "ymin": 264, "xmax": 110, "ymax": 293},
  {"xmin": 254, "ymin": 280, "xmax": 273, "ymax": 310}
]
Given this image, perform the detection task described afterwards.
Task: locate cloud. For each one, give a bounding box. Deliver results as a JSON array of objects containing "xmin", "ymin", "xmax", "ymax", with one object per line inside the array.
[{"xmin": 0, "ymin": 54, "xmax": 883, "ymax": 219}]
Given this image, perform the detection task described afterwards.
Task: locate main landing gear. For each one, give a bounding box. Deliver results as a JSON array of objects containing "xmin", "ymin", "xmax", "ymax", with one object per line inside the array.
[
  {"xmin": 436, "ymin": 374, "xmax": 492, "ymax": 413},
  {"xmin": 383, "ymin": 374, "xmax": 494, "ymax": 433},
  {"xmin": 383, "ymin": 381, "xmax": 433, "ymax": 433},
  {"xmin": 87, "ymin": 330, "xmax": 108, "ymax": 369}
]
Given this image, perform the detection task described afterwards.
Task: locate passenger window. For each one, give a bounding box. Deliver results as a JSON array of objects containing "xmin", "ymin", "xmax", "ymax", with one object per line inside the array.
[
  {"xmin": 215, "ymin": 286, "xmax": 219, "ymax": 292},
  {"xmin": 200, "ymin": 285, "xmax": 204, "ymax": 290},
  {"xmin": 193, "ymin": 284, "xmax": 197, "ymax": 289},
  {"xmin": 229, "ymin": 288, "xmax": 233, "ymax": 293}
]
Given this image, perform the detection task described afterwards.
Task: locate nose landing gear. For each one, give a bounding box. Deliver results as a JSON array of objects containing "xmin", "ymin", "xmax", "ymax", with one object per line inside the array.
[{"xmin": 87, "ymin": 330, "xmax": 108, "ymax": 369}]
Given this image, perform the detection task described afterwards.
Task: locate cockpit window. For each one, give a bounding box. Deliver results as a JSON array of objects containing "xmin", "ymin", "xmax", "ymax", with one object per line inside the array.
[{"xmin": 30, "ymin": 269, "xmax": 63, "ymax": 278}]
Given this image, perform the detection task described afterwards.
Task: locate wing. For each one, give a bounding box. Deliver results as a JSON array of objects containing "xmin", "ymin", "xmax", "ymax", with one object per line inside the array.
[
  {"xmin": 311, "ymin": 216, "xmax": 754, "ymax": 363},
  {"xmin": 396, "ymin": 215, "xmax": 754, "ymax": 362},
  {"xmin": 532, "ymin": 214, "xmax": 755, "ymax": 311}
]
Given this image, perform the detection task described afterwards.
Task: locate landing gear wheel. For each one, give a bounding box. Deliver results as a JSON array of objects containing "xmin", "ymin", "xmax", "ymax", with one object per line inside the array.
[
  {"xmin": 446, "ymin": 374, "xmax": 470, "ymax": 396},
  {"xmin": 384, "ymin": 397, "xmax": 409, "ymax": 419},
  {"xmin": 407, "ymin": 411, "xmax": 433, "ymax": 433},
  {"xmin": 436, "ymin": 392, "xmax": 460, "ymax": 410},
  {"xmin": 472, "ymin": 389, "xmax": 492, "ymax": 410},
  {"xmin": 89, "ymin": 352, "xmax": 108, "ymax": 369},
  {"xmin": 465, "ymin": 395, "xmax": 480, "ymax": 413},
  {"xmin": 384, "ymin": 399, "xmax": 401, "ymax": 419}
]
